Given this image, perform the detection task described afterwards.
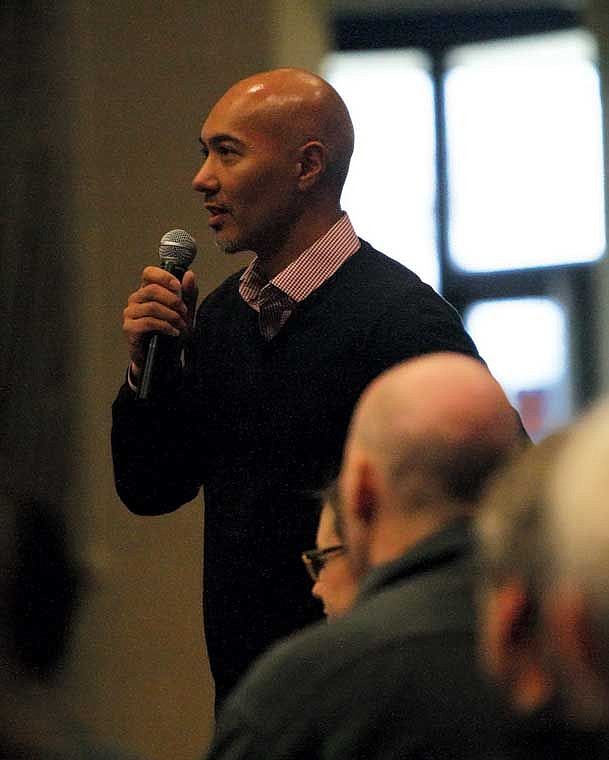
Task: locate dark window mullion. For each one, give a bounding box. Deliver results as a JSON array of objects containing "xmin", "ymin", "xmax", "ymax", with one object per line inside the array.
[{"xmin": 431, "ymin": 50, "xmax": 452, "ymax": 303}]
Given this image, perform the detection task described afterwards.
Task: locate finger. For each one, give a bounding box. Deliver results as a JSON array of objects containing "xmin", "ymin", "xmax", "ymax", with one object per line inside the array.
[
  {"xmin": 182, "ymin": 271, "xmax": 199, "ymax": 322},
  {"xmin": 140, "ymin": 265, "xmax": 182, "ymax": 294},
  {"xmin": 128, "ymin": 283, "xmax": 188, "ymax": 318},
  {"xmin": 124, "ymin": 301, "xmax": 188, "ymax": 332},
  {"xmin": 124, "ymin": 315, "xmax": 181, "ymax": 338}
]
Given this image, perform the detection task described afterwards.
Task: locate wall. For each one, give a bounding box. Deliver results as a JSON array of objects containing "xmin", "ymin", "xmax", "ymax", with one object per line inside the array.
[{"xmin": 1, "ymin": 2, "xmax": 326, "ymax": 759}]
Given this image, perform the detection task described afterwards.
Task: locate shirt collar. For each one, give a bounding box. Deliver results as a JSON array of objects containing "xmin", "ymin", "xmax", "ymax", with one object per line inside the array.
[{"xmin": 239, "ymin": 213, "xmax": 360, "ymax": 305}]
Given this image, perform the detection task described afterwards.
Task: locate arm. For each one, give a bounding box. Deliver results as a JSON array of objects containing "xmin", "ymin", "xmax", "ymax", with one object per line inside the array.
[{"xmin": 111, "ymin": 267, "xmax": 203, "ymax": 515}]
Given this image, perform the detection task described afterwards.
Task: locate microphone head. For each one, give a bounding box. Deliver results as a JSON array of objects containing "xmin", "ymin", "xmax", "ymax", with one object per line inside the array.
[{"xmin": 158, "ymin": 229, "xmax": 197, "ymax": 269}]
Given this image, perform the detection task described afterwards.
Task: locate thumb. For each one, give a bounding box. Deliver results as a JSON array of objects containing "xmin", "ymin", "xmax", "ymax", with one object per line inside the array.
[{"xmin": 182, "ymin": 270, "xmax": 199, "ymax": 324}]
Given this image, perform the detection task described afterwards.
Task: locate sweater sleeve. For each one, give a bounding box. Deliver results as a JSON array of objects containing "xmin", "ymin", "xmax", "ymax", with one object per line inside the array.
[{"xmin": 111, "ymin": 379, "xmax": 205, "ymax": 515}]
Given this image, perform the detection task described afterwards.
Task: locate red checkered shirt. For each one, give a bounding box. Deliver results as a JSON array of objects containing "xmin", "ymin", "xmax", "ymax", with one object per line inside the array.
[{"xmin": 239, "ymin": 213, "xmax": 361, "ymax": 341}]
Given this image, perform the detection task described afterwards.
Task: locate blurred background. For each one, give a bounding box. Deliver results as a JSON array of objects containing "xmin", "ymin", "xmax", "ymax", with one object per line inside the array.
[{"xmin": 2, "ymin": 0, "xmax": 609, "ymax": 757}]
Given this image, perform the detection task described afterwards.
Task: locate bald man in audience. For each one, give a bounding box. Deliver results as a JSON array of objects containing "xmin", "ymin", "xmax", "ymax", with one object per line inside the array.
[
  {"xmin": 205, "ymin": 352, "xmax": 523, "ymax": 759},
  {"xmin": 477, "ymin": 403, "xmax": 609, "ymax": 757},
  {"xmin": 112, "ymin": 67, "xmax": 482, "ymax": 703}
]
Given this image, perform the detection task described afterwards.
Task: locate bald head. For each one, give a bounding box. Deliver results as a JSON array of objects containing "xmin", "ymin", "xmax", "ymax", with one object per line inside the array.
[
  {"xmin": 342, "ymin": 352, "xmax": 523, "ymax": 532},
  {"xmin": 212, "ymin": 67, "xmax": 354, "ymax": 194},
  {"xmin": 353, "ymin": 352, "xmax": 519, "ymax": 477}
]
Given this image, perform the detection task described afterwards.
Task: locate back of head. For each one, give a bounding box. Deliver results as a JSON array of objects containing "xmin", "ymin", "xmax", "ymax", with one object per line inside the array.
[
  {"xmin": 546, "ymin": 400, "xmax": 609, "ymax": 691},
  {"xmin": 548, "ymin": 399, "xmax": 609, "ymax": 606},
  {"xmin": 476, "ymin": 429, "xmax": 569, "ymax": 595},
  {"xmin": 346, "ymin": 352, "xmax": 524, "ymax": 519},
  {"xmin": 477, "ymin": 406, "xmax": 609, "ymax": 732}
]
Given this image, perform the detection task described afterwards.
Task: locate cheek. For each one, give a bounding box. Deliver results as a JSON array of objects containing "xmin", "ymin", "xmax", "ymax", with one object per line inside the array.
[{"xmin": 242, "ymin": 163, "xmax": 296, "ymax": 206}]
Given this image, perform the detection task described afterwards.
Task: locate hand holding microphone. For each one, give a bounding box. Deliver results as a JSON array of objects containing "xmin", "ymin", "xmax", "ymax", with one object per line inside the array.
[{"xmin": 122, "ymin": 229, "xmax": 198, "ymax": 400}]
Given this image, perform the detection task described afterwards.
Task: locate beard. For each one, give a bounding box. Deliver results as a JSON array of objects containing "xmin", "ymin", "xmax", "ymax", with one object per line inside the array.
[{"xmin": 215, "ymin": 237, "xmax": 245, "ymax": 254}]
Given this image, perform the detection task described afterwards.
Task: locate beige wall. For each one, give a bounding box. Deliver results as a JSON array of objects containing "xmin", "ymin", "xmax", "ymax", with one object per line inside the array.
[{"xmin": 39, "ymin": 2, "xmax": 327, "ymax": 759}]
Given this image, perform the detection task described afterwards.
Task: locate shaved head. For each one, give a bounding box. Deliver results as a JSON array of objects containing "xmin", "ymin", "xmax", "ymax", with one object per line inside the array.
[
  {"xmin": 210, "ymin": 67, "xmax": 354, "ymax": 194},
  {"xmin": 340, "ymin": 353, "xmax": 523, "ymax": 573},
  {"xmin": 348, "ymin": 352, "xmax": 521, "ymax": 489}
]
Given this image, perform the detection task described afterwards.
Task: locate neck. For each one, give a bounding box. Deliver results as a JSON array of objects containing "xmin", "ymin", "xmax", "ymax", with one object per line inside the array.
[
  {"xmin": 368, "ymin": 510, "xmax": 464, "ymax": 568},
  {"xmin": 256, "ymin": 204, "xmax": 343, "ymax": 280}
]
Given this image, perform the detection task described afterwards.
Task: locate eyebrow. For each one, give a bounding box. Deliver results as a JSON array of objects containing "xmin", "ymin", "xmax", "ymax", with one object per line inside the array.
[{"xmin": 198, "ymin": 134, "xmax": 246, "ymax": 150}]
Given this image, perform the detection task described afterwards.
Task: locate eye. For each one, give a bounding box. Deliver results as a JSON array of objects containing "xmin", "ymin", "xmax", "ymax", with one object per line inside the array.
[{"xmin": 217, "ymin": 144, "xmax": 240, "ymax": 161}]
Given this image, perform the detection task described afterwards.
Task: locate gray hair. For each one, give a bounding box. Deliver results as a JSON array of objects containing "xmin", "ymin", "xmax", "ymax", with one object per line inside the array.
[
  {"xmin": 476, "ymin": 429, "xmax": 569, "ymax": 599},
  {"xmin": 546, "ymin": 400, "xmax": 609, "ymax": 678}
]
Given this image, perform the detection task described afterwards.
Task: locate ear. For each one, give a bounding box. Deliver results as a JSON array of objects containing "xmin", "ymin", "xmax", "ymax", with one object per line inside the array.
[
  {"xmin": 339, "ymin": 454, "xmax": 380, "ymax": 580},
  {"xmin": 351, "ymin": 457, "xmax": 379, "ymax": 527},
  {"xmin": 481, "ymin": 580, "xmax": 552, "ymax": 712},
  {"xmin": 296, "ymin": 141, "xmax": 327, "ymax": 191}
]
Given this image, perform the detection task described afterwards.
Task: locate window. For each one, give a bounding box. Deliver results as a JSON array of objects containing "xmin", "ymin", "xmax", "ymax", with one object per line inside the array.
[
  {"xmin": 325, "ymin": 50, "xmax": 439, "ymax": 289},
  {"xmin": 326, "ymin": 8, "xmax": 605, "ymax": 440},
  {"xmin": 445, "ymin": 31, "xmax": 605, "ymax": 272},
  {"xmin": 465, "ymin": 297, "xmax": 570, "ymax": 442}
]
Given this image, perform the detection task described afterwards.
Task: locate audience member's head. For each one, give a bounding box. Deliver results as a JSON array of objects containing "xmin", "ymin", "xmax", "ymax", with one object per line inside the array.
[
  {"xmin": 0, "ymin": 492, "xmax": 82, "ymax": 684},
  {"xmin": 0, "ymin": 491, "xmax": 141, "ymax": 759},
  {"xmin": 339, "ymin": 351, "xmax": 523, "ymax": 581},
  {"xmin": 477, "ymin": 403, "xmax": 609, "ymax": 731},
  {"xmin": 546, "ymin": 400, "xmax": 609, "ymax": 727},
  {"xmin": 475, "ymin": 431, "xmax": 569, "ymax": 716},
  {"xmin": 301, "ymin": 481, "xmax": 358, "ymax": 618}
]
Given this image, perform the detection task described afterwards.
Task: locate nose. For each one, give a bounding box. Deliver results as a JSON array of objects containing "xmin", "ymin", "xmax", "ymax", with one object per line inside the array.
[
  {"xmin": 311, "ymin": 579, "xmax": 322, "ymax": 600},
  {"xmin": 192, "ymin": 158, "xmax": 219, "ymax": 194}
]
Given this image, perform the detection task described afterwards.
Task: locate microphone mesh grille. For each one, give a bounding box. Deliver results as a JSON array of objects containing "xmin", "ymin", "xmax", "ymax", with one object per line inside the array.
[{"xmin": 159, "ymin": 229, "xmax": 197, "ymax": 268}]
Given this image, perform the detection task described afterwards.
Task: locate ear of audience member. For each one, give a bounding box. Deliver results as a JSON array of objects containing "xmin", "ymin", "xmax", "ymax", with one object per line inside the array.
[
  {"xmin": 0, "ymin": 492, "xmax": 143, "ymax": 760},
  {"xmin": 476, "ymin": 421, "xmax": 609, "ymax": 757}
]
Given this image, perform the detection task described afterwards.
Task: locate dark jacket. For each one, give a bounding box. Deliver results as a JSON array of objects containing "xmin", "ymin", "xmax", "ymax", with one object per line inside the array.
[{"xmin": 206, "ymin": 519, "xmax": 506, "ymax": 759}]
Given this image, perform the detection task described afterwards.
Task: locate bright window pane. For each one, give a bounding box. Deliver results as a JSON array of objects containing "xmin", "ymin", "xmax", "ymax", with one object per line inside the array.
[
  {"xmin": 465, "ymin": 297, "xmax": 571, "ymax": 441},
  {"xmin": 324, "ymin": 50, "xmax": 440, "ymax": 290},
  {"xmin": 446, "ymin": 30, "xmax": 606, "ymax": 272}
]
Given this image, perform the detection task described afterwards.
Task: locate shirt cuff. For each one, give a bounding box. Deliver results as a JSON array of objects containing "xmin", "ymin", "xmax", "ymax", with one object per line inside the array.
[{"xmin": 126, "ymin": 363, "xmax": 139, "ymax": 392}]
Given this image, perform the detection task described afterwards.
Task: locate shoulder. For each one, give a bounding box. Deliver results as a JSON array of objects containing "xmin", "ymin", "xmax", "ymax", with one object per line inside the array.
[
  {"xmin": 352, "ymin": 239, "xmax": 430, "ymax": 283},
  {"xmin": 337, "ymin": 240, "xmax": 462, "ymax": 319},
  {"xmin": 329, "ymin": 241, "xmax": 480, "ymax": 361},
  {"xmin": 211, "ymin": 610, "xmax": 491, "ymax": 760},
  {"xmin": 337, "ymin": 240, "xmax": 427, "ymax": 291},
  {"xmin": 214, "ymin": 564, "xmax": 475, "ymax": 745}
]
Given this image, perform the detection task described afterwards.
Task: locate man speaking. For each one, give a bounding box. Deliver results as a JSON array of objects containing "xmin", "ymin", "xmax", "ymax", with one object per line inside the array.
[{"xmin": 111, "ymin": 67, "xmax": 481, "ymax": 704}]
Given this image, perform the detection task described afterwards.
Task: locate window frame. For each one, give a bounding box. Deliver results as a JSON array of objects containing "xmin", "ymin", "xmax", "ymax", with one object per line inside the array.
[{"xmin": 333, "ymin": 5, "xmax": 602, "ymax": 413}]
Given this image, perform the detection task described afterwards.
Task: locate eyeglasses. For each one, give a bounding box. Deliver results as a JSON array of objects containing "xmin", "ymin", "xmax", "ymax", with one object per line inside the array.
[{"xmin": 301, "ymin": 545, "xmax": 345, "ymax": 582}]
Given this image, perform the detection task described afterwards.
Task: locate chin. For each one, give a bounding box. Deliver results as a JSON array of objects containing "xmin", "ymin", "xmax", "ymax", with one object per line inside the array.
[{"xmin": 215, "ymin": 239, "xmax": 241, "ymax": 254}]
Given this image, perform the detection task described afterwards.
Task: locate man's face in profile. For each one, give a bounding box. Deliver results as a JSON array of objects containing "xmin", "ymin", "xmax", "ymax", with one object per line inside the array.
[{"xmin": 193, "ymin": 88, "xmax": 301, "ymax": 257}]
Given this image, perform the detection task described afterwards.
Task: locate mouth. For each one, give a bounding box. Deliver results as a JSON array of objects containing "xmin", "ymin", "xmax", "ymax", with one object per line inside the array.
[{"xmin": 205, "ymin": 203, "xmax": 231, "ymax": 229}]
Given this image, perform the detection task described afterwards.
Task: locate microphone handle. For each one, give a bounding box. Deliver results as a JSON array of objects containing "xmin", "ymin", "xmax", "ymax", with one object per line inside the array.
[{"xmin": 136, "ymin": 261, "xmax": 188, "ymax": 401}]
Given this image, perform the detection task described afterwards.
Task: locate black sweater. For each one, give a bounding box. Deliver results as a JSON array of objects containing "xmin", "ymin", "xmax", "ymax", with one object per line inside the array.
[{"xmin": 111, "ymin": 240, "xmax": 480, "ymax": 702}]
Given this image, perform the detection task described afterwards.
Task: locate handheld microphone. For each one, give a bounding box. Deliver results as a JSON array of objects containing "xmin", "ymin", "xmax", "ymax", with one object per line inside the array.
[{"xmin": 136, "ymin": 229, "xmax": 197, "ymax": 401}]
